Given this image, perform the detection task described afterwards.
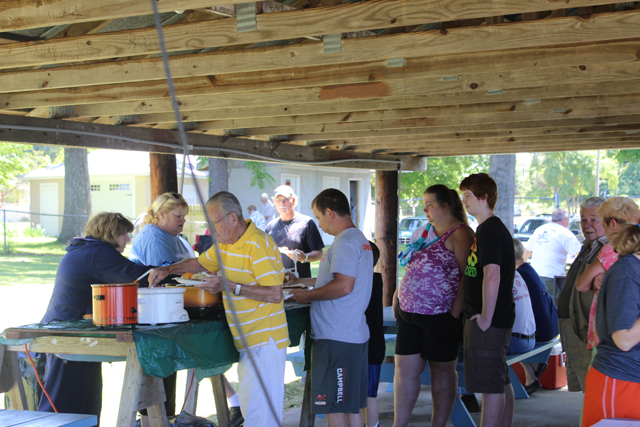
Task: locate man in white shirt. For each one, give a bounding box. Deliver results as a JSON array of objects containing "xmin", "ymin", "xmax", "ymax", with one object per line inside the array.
[
  {"xmin": 247, "ymin": 204, "xmax": 267, "ymax": 230},
  {"xmin": 261, "ymin": 192, "xmax": 276, "ymax": 221},
  {"xmin": 524, "ymin": 209, "xmax": 582, "ymax": 298}
]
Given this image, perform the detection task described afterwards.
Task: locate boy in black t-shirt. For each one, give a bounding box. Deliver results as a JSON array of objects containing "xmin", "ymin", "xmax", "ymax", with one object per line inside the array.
[{"xmin": 459, "ymin": 173, "xmax": 516, "ymax": 427}]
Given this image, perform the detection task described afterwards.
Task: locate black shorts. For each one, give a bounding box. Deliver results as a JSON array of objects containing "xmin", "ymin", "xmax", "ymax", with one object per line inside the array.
[
  {"xmin": 395, "ymin": 307, "xmax": 463, "ymax": 362},
  {"xmin": 311, "ymin": 339, "xmax": 368, "ymax": 414},
  {"xmin": 463, "ymin": 318, "xmax": 512, "ymax": 394}
]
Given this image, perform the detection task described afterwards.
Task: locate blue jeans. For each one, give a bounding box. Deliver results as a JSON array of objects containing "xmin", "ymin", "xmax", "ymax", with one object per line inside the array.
[{"xmin": 507, "ymin": 335, "xmax": 536, "ymax": 354}]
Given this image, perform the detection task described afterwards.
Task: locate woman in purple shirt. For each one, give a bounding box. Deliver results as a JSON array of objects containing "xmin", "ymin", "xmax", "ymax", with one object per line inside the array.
[{"xmin": 392, "ymin": 184, "xmax": 474, "ymax": 427}]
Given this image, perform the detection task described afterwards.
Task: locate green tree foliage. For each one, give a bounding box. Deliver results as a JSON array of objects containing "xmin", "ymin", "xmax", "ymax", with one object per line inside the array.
[
  {"xmin": 243, "ymin": 161, "xmax": 276, "ymax": 189},
  {"xmin": 525, "ymin": 151, "xmax": 603, "ymax": 214},
  {"xmin": 611, "ymin": 149, "xmax": 640, "ymax": 196},
  {"xmin": 0, "ymin": 144, "xmax": 52, "ymax": 203},
  {"xmin": 398, "ymin": 155, "xmax": 489, "ymax": 216}
]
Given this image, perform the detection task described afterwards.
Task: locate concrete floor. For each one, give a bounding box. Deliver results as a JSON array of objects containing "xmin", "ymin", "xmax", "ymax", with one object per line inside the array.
[{"xmin": 283, "ymin": 382, "xmax": 584, "ymax": 427}]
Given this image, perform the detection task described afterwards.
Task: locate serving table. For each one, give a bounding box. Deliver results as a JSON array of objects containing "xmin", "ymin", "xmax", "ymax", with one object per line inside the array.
[{"xmin": 0, "ymin": 303, "xmax": 311, "ymax": 427}]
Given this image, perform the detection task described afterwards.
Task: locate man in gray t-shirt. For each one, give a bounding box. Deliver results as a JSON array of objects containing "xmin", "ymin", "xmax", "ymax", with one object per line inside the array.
[{"xmin": 289, "ymin": 188, "xmax": 373, "ymax": 423}]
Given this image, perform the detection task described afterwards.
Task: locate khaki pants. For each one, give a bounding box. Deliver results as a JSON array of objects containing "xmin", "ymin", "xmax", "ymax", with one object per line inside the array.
[{"xmin": 559, "ymin": 318, "xmax": 592, "ymax": 392}]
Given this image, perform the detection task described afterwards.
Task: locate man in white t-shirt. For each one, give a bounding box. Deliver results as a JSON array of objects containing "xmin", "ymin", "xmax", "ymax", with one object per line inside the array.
[
  {"xmin": 524, "ymin": 209, "xmax": 582, "ymax": 298},
  {"xmin": 260, "ymin": 192, "xmax": 276, "ymax": 221}
]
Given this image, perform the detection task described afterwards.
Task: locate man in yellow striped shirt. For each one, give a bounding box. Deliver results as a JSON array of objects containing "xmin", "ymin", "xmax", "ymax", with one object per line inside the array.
[{"xmin": 150, "ymin": 191, "xmax": 288, "ymax": 427}]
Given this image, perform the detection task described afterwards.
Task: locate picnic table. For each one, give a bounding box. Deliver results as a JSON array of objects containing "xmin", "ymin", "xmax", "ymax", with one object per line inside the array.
[{"xmin": 0, "ymin": 303, "xmax": 312, "ymax": 427}]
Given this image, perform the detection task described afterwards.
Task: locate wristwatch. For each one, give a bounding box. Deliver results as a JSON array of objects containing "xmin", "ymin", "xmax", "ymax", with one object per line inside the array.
[{"xmin": 234, "ymin": 284, "xmax": 242, "ymax": 296}]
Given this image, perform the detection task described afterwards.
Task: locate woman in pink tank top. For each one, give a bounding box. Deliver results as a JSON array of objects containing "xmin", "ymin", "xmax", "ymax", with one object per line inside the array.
[{"xmin": 392, "ymin": 184, "xmax": 474, "ymax": 427}]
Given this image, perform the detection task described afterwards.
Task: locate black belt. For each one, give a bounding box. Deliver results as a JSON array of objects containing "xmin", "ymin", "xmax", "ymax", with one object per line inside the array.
[{"xmin": 512, "ymin": 332, "xmax": 535, "ymax": 340}]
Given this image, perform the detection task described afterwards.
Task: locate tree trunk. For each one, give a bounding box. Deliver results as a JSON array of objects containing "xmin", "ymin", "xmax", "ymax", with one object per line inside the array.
[
  {"xmin": 375, "ymin": 170, "xmax": 399, "ymax": 307},
  {"xmin": 489, "ymin": 154, "xmax": 516, "ymax": 235},
  {"xmin": 58, "ymin": 148, "xmax": 91, "ymax": 244},
  {"xmin": 150, "ymin": 153, "xmax": 178, "ymax": 200},
  {"xmin": 208, "ymin": 158, "xmax": 229, "ymax": 198}
]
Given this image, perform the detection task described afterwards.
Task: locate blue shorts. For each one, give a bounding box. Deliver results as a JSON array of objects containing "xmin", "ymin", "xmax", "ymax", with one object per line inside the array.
[{"xmin": 368, "ymin": 364, "xmax": 381, "ymax": 398}]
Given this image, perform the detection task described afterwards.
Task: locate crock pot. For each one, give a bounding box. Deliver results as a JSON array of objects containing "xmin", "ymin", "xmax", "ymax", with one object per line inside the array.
[
  {"xmin": 137, "ymin": 287, "xmax": 189, "ymax": 325},
  {"xmin": 166, "ymin": 285, "xmax": 221, "ymax": 308},
  {"xmin": 91, "ymin": 284, "xmax": 138, "ymax": 326}
]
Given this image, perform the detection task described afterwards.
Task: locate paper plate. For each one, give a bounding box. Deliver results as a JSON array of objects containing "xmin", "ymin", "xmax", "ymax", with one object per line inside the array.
[{"xmin": 174, "ymin": 278, "xmax": 202, "ymax": 286}]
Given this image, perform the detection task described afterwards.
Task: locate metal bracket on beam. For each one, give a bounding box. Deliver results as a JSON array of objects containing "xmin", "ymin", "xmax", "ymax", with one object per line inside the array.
[
  {"xmin": 339, "ymin": 145, "xmax": 357, "ymax": 151},
  {"xmin": 442, "ymin": 75, "xmax": 459, "ymax": 81},
  {"xmin": 323, "ymin": 34, "xmax": 342, "ymax": 53},
  {"xmin": 524, "ymin": 99, "xmax": 540, "ymax": 105},
  {"xmin": 371, "ymin": 149, "xmax": 389, "ymax": 154},
  {"xmin": 388, "ymin": 58, "xmax": 405, "ymax": 68},
  {"xmin": 553, "ymin": 109, "xmax": 567, "ymax": 113},
  {"xmin": 115, "ymin": 115, "xmax": 138, "ymax": 125},
  {"xmin": 626, "ymin": 130, "xmax": 640, "ymax": 134},
  {"xmin": 224, "ymin": 128, "xmax": 245, "ymax": 136},
  {"xmin": 236, "ymin": 3, "xmax": 257, "ymax": 33},
  {"xmin": 48, "ymin": 105, "xmax": 74, "ymax": 119},
  {"xmin": 487, "ymin": 89, "xmax": 503, "ymax": 96}
]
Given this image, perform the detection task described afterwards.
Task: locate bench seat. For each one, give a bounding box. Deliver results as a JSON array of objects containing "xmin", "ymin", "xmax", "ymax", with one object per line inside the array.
[{"xmin": 0, "ymin": 409, "xmax": 97, "ymax": 427}]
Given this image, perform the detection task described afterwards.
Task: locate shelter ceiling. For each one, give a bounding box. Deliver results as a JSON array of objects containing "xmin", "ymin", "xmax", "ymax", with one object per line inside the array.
[{"xmin": 1, "ymin": 0, "xmax": 640, "ymax": 162}]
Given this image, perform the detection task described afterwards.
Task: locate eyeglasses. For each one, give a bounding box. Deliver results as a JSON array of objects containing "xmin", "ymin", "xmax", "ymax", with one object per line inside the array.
[
  {"xmin": 169, "ymin": 192, "xmax": 183, "ymax": 199},
  {"xmin": 274, "ymin": 196, "xmax": 293, "ymax": 205},
  {"xmin": 212, "ymin": 212, "xmax": 233, "ymax": 228}
]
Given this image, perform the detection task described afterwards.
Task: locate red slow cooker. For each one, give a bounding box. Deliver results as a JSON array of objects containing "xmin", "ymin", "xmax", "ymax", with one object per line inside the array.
[{"xmin": 91, "ymin": 284, "xmax": 138, "ymax": 326}]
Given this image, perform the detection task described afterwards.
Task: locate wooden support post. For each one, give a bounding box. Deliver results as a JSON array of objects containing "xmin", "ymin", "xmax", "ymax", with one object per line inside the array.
[
  {"xmin": 117, "ymin": 343, "xmax": 168, "ymax": 427},
  {"xmin": 375, "ymin": 170, "xmax": 399, "ymax": 307},
  {"xmin": 0, "ymin": 345, "xmax": 28, "ymax": 410},
  {"xmin": 299, "ymin": 373, "xmax": 315, "ymax": 427},
  {"xmin": 182, "ymin": 369, "xmax": 199, "ymax": 415},
  {"xmin": 150, "ymin": 153, "xmax": 178, "ymax": 201},
  {"xmin": 210, "ymin": 375, "xmax": 230, "ymax": 427}
]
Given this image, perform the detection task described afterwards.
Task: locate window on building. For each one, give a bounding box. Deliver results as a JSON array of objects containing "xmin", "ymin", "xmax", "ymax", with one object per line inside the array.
[
  {"xmin": 109, "ymin": 184, "xmax": 130, "ymax": 191},
  {"xmin": 90, "ymin": 185, "xmax": 101, "ymax": 192}
]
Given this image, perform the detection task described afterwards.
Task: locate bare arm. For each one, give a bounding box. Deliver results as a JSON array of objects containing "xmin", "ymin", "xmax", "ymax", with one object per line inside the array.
[
  {"xmin": 612, "ymin": 316, "xmax": 640, "ymax": 351},
  {"xmin": 149, "ymin": 257, "xmax": 206, "ymax": 287},
  {"xmin": 290, "ymin": 273, "xmax": 355, "ymax": 305},
  {"xmin": 290, "ymin": 248, "xmax": 323, "ymax": 263},
  {"xmin": 195, "ymin": 276, "xmax": 283, "ymax": 303},
  {"xmin": 449, "ymin": 227, "xmax": 474, "ymax": 318},
  {"xmin": 470, "ymin": 264, "xmax": 500, "ymax": 331},
  {"xmin": 575, "ymin": 258, "xmax": 605, "ymax": 293}
]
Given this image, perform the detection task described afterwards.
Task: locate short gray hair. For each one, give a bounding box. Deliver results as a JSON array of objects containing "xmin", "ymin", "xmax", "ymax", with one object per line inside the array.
[
  {"xmin": 580, "ymin": 197, "xmax": 605, "ymax": 210},
  {"xmin": 513, "ymin": 238, "xmax": 525, "ymax": 262},
  {"xmin": 206, "ymin": 191, "xmax": 244, "ymax": 220},
  {"xmin": 551, "ymin": 209, "xmax": 569, "ymax": 222}
]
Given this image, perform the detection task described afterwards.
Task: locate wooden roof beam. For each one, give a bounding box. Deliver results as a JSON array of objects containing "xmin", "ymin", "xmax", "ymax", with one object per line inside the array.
[
  {"xmin": 395, "ymin": 138, "xmax": 640, "ymax": 157},
  {"xmin": 58, "ymin": 63, "xmax": 640, "ymax": 119},
  {"xmin": 2, "ymin": 11, "xmax": 640, "ymax": 93},
  {"xmin": 319, "ymin": 115, "xmax": 640, "ymax": 145},
  {"xmin": 4, "ymin": 38, "xmax": 640, "ymax": 108},
  {"xmin": 0, "ymin": 113, "xmax": 422, "ymax": 170},
  {"xmin": 1, "ymin": 0, "xmax": 629, "ymax": 69},
  {"xmin": 0, "ymin": 0, "xmax": 250, "ymax": 32}
]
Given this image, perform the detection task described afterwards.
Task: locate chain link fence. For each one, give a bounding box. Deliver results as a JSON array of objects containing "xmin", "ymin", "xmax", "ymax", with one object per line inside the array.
[{"xmin": 1, "ymin": 209, "xmax": 89, "ymax": 254}]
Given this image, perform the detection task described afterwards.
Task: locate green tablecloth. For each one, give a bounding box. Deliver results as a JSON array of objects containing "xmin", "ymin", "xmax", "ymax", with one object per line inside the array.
[{"xmin": 1, "ymin": 303, "xmax": 310, "ymax": 381}]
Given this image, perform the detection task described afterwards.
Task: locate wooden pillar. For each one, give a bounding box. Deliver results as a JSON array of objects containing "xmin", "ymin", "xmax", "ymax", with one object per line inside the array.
[
  {"xmin": 375, "ymin": 170, "xmax": 399, "ymax": 307},
  {"xmin": 150, "ymin": 153, "xmax": 178, "ymax": 200}
]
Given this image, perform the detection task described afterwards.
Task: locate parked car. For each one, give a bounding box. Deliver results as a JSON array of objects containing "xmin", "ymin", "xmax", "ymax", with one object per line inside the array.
[
  {"xmin": 514, "ymin": 205, "xmax": 522, "ymax": 216},
  {"xmin": 398, "ymin": 215, "xmax": 478, "ymax": 246},
  {"xmin": 514, "ymin": 216, "xmax": 584, "ymax": 242}
]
